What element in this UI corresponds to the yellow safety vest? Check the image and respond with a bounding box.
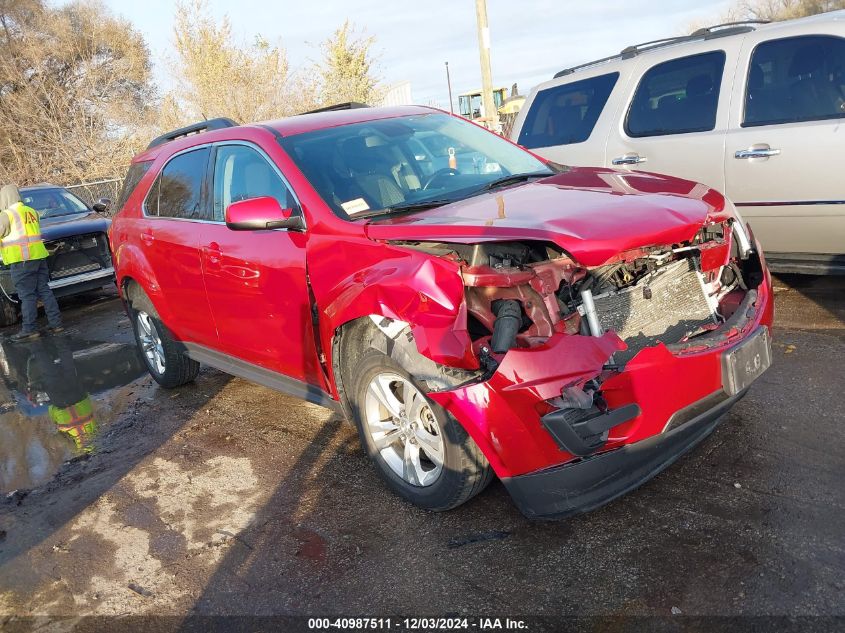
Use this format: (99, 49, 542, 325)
(1, 202, 49, 264)
(50, 396, 97, 451)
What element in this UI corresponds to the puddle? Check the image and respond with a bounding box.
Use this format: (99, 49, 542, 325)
(0, 334, 145, 494)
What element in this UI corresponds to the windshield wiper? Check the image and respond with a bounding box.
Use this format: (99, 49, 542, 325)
(352, 198, 457, 220)
(40, 211, 82, 219)
(350, 171, 553, 220)
(478, 170, 552, 192)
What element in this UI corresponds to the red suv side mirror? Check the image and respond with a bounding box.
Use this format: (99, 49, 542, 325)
(225, 196, 305, 231)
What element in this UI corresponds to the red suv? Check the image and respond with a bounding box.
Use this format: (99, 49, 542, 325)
(110, 105, 773, 518)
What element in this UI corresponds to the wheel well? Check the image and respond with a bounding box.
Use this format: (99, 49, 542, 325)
(121, 277, 140, 303)
(332, 317, 384, 419)
(332, 315, 482, 417)
(121, 277, 160, 319)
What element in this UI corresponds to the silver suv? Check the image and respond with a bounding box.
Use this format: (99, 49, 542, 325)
(512, 11, 845, 274)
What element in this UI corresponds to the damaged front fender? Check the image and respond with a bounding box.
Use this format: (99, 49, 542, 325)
(313, 236, 478, 370)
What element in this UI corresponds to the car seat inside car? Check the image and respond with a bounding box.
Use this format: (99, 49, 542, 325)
(789, 42, 844, 119)
(339, 136, 405, 210)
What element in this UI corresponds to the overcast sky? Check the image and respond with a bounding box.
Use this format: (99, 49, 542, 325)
(96, 0, 732, 108)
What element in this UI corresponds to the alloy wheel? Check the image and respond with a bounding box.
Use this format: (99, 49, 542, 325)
(363, 372, 445, 487)
(136, 310, 166, 375)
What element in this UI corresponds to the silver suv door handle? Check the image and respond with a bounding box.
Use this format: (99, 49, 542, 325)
(612, 153, 647, 166)
(735, 147, 780, 159)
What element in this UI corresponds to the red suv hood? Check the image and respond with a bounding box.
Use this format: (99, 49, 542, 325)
(365, 167, 725, 267)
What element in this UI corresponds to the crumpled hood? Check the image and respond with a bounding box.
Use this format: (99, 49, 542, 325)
(365, 167, 726, 267)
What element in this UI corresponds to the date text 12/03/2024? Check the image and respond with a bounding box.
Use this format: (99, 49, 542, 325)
(307, 618, 529, 630)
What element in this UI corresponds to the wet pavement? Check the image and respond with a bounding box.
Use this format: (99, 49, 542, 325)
(0, 277, 843, 624)
(0, 293, 145, 494)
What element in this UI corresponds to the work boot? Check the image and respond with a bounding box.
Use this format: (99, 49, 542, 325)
(10, 330, 40, 342)
(46, 325, 65, 335)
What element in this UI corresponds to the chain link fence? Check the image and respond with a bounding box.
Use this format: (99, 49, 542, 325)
(64, 178, 124, 216)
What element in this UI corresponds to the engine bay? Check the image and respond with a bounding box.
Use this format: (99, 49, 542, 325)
(396, 220, 763, 369)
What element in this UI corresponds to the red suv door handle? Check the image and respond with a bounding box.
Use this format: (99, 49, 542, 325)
(140, 230, 154, 246)
(203, 243, 222, 266)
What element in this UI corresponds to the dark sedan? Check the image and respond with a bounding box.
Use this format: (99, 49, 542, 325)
(0, 184, 115, 327)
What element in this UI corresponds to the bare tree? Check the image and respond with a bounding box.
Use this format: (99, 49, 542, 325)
(316, 20, 383, 106)
(0, 0, 155, 185)
(690, 0, 845, 30)
(164, 0, 317, 127)
(736, 0, 845, 20)
(165, 4, 383, 125)
(0, 0, 387, 187)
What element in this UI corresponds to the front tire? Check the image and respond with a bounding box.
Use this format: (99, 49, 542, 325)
(128, 292, 199, 388)
(349, 348, 493, 511)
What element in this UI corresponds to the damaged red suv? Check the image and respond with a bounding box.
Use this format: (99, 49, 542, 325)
(110, 106, 773, 518)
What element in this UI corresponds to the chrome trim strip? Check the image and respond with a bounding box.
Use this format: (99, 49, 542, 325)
(48, 266, 115, 289)
(137, 217, 221, 225)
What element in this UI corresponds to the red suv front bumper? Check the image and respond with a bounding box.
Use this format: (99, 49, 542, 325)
(430, 273, 774, 519)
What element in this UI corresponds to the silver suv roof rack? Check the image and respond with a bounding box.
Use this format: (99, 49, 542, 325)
(553, 19, 769, 78)
(146, 117, 239, 150)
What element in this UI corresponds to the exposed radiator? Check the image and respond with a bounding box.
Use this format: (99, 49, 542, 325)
(589, 258, 715, 362)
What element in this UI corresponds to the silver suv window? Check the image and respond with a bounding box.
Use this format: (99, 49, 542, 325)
(626, 51, 726, 137)
(744, 35, 845, 127)
(517, 73, 619, 149)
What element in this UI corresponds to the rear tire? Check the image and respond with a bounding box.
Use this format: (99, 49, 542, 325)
(128, 290, 199, 388)
(349, 348, 493, 511)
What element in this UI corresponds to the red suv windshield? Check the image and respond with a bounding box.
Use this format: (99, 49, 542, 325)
(278, 113, 551, 220)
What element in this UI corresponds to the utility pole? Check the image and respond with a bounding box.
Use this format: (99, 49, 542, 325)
(445, 61, 454, 114)
(474, 0, 499, 131)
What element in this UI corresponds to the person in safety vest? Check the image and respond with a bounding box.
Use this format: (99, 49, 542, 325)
(0, 184, 63, 341)
(27, 336, 98, 451)
(49, 395, 97, 452)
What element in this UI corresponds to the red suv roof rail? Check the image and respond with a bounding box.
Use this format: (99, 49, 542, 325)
(298, 102, 370, 115)
(146, 117, 239, 150)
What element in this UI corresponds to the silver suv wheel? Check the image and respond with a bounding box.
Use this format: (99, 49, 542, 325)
(363, 372, 445, 487)
(136, 310, 165, 375)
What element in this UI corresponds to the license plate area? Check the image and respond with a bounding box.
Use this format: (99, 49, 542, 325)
(721, 327, 772, 396)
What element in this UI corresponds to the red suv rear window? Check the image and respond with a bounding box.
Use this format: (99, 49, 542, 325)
(115, 160, 153, 212)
